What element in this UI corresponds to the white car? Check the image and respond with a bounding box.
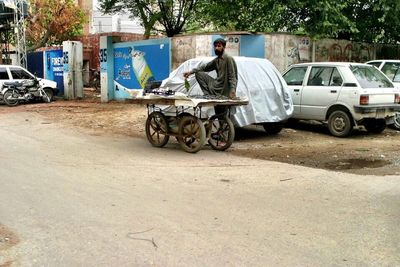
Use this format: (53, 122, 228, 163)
(282, 62, 400, 137)
(0, 65, 58, 100)
(366, 60, 400, 129)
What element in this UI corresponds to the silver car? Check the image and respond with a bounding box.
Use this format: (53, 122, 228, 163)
(282, 62, 400, 137)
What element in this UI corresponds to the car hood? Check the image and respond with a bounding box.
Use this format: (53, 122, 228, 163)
(38, 78, 57, 89)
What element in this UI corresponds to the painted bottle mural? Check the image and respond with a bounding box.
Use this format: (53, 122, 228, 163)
(131, 49, 155, 88)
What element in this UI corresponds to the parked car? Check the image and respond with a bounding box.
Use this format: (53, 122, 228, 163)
(160, 57, 294, 134)
(282, 62, 400, 137)
(366, 59, 400, 129)
(0, 65, 58, 101)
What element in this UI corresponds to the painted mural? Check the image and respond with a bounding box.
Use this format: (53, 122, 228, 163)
(113, 39, 171, 99)
(286, 36, 312, 67)
(315, 41, 373, 62)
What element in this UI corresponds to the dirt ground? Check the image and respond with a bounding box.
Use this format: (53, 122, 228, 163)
(2, 89, 400, 176)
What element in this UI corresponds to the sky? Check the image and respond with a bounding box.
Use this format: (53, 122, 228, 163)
(93, 0, 99, 10)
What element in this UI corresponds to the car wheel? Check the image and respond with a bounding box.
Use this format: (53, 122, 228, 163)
(262, 122, 283, 135)
(364, 119, 386, 134)
(328, 110, 353, 137)
(390, 112, 400, 130)
(43, 88, 54, 101)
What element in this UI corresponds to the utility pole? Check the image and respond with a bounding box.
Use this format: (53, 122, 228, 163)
(14, 0, 27, 68)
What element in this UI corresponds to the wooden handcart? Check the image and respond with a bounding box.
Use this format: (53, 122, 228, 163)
(128, 94, 248, 153)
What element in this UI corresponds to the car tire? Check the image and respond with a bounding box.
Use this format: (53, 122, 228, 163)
(364, 119, 386, 134)
(262, 122, 284, 135)
(328, 110, 353, 137)
(43, 88, 54, 101)
(390, 112, 400, 130)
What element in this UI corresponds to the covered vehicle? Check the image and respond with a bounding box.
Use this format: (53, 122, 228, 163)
(160, 57, 293, 134)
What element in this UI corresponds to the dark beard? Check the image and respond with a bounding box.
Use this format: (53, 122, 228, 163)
(214, 49, 223, 56)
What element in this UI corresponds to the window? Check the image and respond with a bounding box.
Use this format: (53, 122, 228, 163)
(307, 67, 342, 86)
(283, 67, 307, 85)
(367, 61, 382, 68)
(351, 65, 394, 88)
(0, 67, 9, 80)
(330, 68, 343, 86)
(381, 62, 400, 83)
(10, 67, 33, 79)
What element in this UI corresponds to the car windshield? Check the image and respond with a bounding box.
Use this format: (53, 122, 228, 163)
(350, 65, 393, 88)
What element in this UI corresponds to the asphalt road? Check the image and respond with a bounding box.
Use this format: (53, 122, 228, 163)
(0, 112, 399, 266)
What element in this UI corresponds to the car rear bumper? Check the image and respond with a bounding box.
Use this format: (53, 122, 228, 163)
(354, 104, 400, 120)
(354, 104, 400, 113)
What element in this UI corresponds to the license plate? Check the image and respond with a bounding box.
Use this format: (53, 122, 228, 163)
(376, 109, 385, 118)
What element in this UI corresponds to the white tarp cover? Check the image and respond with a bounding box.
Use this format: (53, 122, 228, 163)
(161, 56, 293, 127)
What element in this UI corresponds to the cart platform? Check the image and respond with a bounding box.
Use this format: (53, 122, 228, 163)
(126, 93, 249, 107)
(128, 93, 249, 153)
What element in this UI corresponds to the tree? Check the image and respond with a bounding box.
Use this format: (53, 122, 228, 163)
(98, 0, 197, 38)
(193, 0, 400, 44)
(190, 1, 282, 32)
(158, 0, 197, 36)
(26, 0, 87, 52)
(192, 1, 355, 39)
(341, 0, 400, 44)
(98, 0, 160, 39)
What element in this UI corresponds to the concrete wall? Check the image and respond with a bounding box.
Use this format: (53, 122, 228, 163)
(171, 33, 399, 73)
(314, 39, 374, 63)
(96, 32, 400, 101)
(172, 35, 212, 70)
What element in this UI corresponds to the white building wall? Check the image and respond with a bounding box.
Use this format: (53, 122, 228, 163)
(91, 0, 144, 34)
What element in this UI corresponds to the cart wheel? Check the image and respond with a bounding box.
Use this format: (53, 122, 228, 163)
(145, 111, 169, 147)
(177, 115, 206, 153)
(207, 116, 235, 151)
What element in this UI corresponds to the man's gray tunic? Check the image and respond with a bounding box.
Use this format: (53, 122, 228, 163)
(192, 53, 238, 97)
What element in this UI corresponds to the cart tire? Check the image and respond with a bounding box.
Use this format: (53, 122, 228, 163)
(177, 115, 206, 153)
(145, 111, 169, 147)
(207, 116, 235, 151)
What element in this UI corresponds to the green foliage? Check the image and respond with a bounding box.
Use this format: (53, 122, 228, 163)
(27, 0, 88, 51)
(192, 0, 400, 44)
(343, 0, 400, 43)
(99, 0, 400, 44)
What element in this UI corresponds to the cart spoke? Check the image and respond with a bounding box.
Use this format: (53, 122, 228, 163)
(145, 112, 169, 148)
(178, 115, 206, 153)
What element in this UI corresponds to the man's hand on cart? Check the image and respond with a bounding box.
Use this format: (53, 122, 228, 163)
(229, 91, 237, 99)
(183, 71, 192, 79)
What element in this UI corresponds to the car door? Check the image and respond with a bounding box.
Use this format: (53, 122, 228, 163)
(299, 66, 343, 120)
(282, 66, 308, 116)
